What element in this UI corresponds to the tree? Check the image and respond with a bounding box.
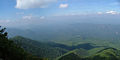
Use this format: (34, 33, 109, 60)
(0, 26, 48, 60)
(0, 26, 27, 60)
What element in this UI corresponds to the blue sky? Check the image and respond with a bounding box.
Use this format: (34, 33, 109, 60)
(0, 0, 120, 20)
(0, 0, 120, 28)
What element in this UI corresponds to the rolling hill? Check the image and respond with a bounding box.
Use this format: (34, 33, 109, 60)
(58, 48, 120, 60)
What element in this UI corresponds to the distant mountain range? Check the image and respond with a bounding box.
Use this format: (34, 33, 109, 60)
(7, 23, 120, 41)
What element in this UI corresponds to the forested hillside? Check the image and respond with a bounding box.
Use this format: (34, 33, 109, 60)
(0, 26, 47, 60)
(10, 36, 108, 60)
(10, 36, 120, 60)
(58, 48, 120, 60)
(10, 36, 68, 60)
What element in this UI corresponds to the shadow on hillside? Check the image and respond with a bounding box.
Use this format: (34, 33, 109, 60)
(48, 42, 98, 50)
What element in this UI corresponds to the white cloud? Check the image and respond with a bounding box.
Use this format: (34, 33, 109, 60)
(97, 12, 103, 14)
(106, 11, 119, 15)
(15, 0, 57, 9)
(97, 11, 120, 15)
(59, 4, 68, 8)
(22, 15, 33, 20)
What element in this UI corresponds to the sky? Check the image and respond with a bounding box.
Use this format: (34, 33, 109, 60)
(0, 0, 120, 27)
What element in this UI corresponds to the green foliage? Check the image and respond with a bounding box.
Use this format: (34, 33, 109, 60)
(10, 36, 68, 60)
(58, 48, 120, 60)
(0, 27, 47, 60)
(57, 48, 87, 60)
(58, 53, 82, 60)
(0, 27, 26, 60)
(11, 36, 111, 60)
(87, 47, 105, 56)
(85, 48, 120, 60)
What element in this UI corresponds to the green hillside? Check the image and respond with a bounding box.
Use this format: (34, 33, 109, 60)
(11, 36, 119, 60)
(0, 27, 47, 60)
(58, 48, 120, 60)
(85, 48, 120, 60)
(58, 53, 82, 60)
(10, 36, 68, 60)
(10, 36, 104, 60)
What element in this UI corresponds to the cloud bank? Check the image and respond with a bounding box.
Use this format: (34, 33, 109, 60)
(1, 13, 120, 28)
(59, 4, 68, 8)
(106, 11, 119, 14)
(15, 0, 57, 9)
(97, 11, 120, 15)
